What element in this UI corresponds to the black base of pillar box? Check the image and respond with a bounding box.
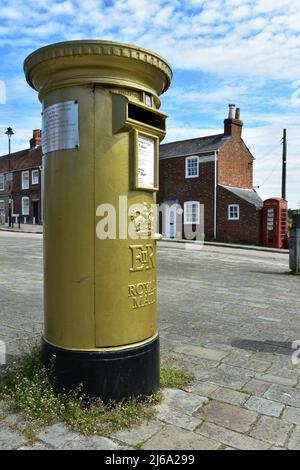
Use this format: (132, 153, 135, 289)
(42, 336, 160, 403)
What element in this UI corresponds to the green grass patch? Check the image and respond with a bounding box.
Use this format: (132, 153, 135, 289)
(284, 270, 300, 276)
(0, 345, 195, 436)
(0, 344, 160, 436)
(160, 367, 194, 389)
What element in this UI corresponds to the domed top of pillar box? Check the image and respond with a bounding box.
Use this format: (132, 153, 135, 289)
(23, 40, 172, 101)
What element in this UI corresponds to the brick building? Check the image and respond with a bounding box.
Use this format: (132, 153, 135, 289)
(158, 104, 263, 244)
(0, 130, 42, 225)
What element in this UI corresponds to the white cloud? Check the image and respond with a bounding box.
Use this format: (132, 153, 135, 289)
(0, 0, 299, 206)
(0, 0, 299, 83)
(253, 0, 293, 14)
(153, 5, 176, 26)
(231, 5, 251, 20)
(199, 8, 220, 24)
(165, 126, 223, 143)
(1, 7, 22, 20)
(166, 84, 249, 109)
(50, 1, 75, 15)
(0, 81, 6, 104)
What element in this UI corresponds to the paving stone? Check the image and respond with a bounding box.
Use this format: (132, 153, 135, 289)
(1, 413, 31, 432)
(187, 381, 219, 396)
(282, 406, 300, 425)
(162, 388, 208, 415)
(207, 364, 254, 390)
(196, 400, 258, 433)
(63, 435, 125, 450)
(205, 342, 235, 353)
(37, 423, 80, 449)
(3, 230, 300, 450)
(188, 359, 220, 371)
(155, 405, 202, 431)
(287, 426, 300, 450)
(264, 367, 300, 382)
(111, 420, 163, 446)
(210, 388, 249, 406)
(173, 345, 227, 361)
(243, 379, 270, 396)
(244, 396, 284, 417)
(0, 427, 27, 450)
(1, 414, 21, 425)
(265, 384, 300, 408)
(191, 366, 219, 381)
(230, 338, 277, 354)
(253, 352, 278, 363)
(245, 359, 272, 373)
(143, 424, 221, 450)
(168, 358, 219, 379)
(196, 422, 270, 450)
(223, 354, 271, 372)
(267, 355, 300, 376)
(18, 443, 53, 450)
(256, 374, 297, 387)
(220, 350, 253, 360)
(250, 416, 292, 447)
(271, 446, 286, 450)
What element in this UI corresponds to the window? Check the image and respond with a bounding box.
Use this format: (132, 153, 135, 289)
(228, 204, 240, 220)
(22, 171, 29, 190)
(0, 174, 4, 191)
(0, 200, 4, 215)
(22, 197, 29, 216)
(185, 156, 199, 178)
(31, 169, 39, 185)
(184, 201, 200, 224)
(144, 93, 152, 107)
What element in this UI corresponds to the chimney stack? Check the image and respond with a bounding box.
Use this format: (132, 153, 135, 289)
(228, 103, 235, 119)
(30, 129, 42, 148)
(224, 104, 243, 138)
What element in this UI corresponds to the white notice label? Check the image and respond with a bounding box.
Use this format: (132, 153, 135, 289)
(137, 134, 155, 189)
(42, 101, 79, 154)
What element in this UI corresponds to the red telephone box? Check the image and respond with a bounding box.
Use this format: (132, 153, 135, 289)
(262, 198, 288, 249)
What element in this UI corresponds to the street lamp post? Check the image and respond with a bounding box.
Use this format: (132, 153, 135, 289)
(5, 127, 14, 228)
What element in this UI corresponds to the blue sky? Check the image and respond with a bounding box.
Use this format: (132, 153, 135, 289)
(0, 0, 299, 207)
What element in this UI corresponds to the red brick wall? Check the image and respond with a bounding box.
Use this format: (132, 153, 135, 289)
(0, 147, 42, 223)
(217, 186, 262, 244)
(218, 138, 253, 189)
(158, 115, 261, 244)
(158, 155, 216, 238)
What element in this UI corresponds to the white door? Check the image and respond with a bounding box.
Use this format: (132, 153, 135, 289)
(165, 206, 177, 238)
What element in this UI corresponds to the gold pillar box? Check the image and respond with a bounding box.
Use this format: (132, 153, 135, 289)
(24, 40, 172, 401)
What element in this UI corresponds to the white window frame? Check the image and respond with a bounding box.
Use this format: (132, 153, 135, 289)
(185, 155, 199, 179)
(31, 169, 39, 185)
(144, 93, 153, 107)
(0, 200, 5, 215)
(184, 201, 200, 224)
(0, 174, 4, 191)
(228, 204, 240, 220)
(22, 196, 30, 216)
(22, 171, 29, 190)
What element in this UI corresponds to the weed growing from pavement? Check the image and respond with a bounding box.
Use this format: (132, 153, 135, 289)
(0, 344, 159, 435)
(0, 343, 194, 435)
(160, 366, 194, 389)
(284, 271, 300, 276)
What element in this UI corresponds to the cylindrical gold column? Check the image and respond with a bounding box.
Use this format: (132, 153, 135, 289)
(24, 40, 172, 401)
